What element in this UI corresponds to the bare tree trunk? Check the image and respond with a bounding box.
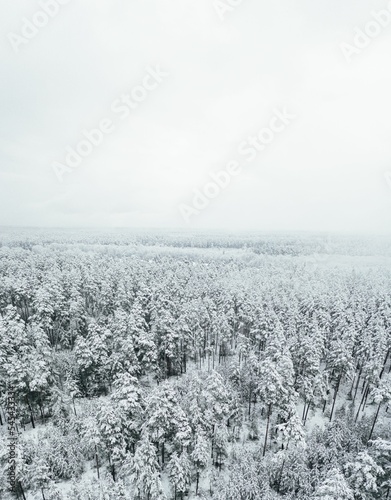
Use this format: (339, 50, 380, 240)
(353, 367, 362, 403)
(362, 386, 370, 411)
(18, 481, 26, 500)
(94, 445, 100, 479)
(304, 401, 311, 424)
(109, 455, 116, 482)
(263, 404, 271, 457)
(39, 401, 45, 423)
(379, 349, 390, 379)
(368, 401, 381, 442)
(355, 385, 369, 422)
(26, 396, 35, 429)
(348, 374, 356, 399)
(329, 373, 342, 422)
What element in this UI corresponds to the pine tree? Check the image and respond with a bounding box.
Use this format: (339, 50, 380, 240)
(96, 401, 128, 480)
(143, 384, 177, 464)
(344, 451, 383, 500)
(368, 374, 391, 442)
(257, 356, 289, 456)
(168, 451, 191, 499)
(27, 456, 52, 500)
(124, 434, 162, 499)
(192, 429, 209, 494)
(370, 439, 391, 499)
(213, 424, 229, 470)
(313, 468, 353, 499)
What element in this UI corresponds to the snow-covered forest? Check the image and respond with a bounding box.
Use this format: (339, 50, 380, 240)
(1, 229, 391, 500)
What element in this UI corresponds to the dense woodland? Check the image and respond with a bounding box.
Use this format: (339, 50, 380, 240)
(0, 229, 391, 499)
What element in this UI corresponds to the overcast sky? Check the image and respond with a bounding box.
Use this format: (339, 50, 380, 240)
(0, 0, 391, 232)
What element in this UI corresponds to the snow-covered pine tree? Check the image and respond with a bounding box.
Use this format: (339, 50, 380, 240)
(313, 468, 354, 499)
(168, 451, 191, 499)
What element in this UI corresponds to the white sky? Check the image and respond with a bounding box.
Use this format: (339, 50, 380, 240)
(0, 0, 391, 232)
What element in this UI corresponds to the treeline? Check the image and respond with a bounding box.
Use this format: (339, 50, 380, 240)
(1, 228, 390, 256)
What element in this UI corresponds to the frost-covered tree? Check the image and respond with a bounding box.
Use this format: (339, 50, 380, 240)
(27, 456, 52, 500)
(124, 434, 163, 500)
(313, 468, 354, 499)
(344, 451, 383, 500)
(168, 451, 191, 499)
(96, 401, 128, 480)
(368, 374, 391, 442)
(192, 429, 210, 494)
(370, 438, 391, 499)
(143, 383, 178, 464)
